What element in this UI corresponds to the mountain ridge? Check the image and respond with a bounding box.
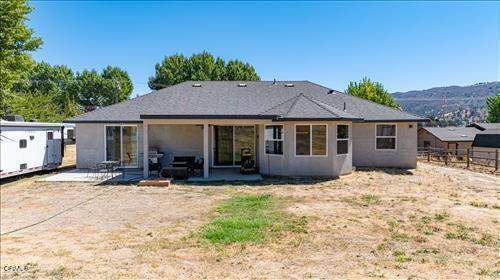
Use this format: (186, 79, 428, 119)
(392, 81, 499, 125)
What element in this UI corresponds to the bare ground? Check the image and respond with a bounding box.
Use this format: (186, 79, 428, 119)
(1, 162, 499, 279)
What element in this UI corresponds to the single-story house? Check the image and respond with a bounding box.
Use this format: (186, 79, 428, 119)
(466, 122, 500, 131)
(471, 129, 500, 165)
(417, 126, 481, 156)
(65, 81, 425, 179)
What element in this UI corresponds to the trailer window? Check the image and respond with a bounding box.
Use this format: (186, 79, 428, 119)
(20, 163, 27, 169)
(19, 139, 27, 148)
(47, 132, 53, 140)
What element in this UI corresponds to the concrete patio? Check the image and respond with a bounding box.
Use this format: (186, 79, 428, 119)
(41, 168, 262, 183)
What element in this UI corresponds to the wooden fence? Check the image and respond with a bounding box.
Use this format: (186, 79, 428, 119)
(417, 147, 499, 172)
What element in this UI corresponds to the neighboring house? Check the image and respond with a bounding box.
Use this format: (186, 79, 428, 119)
(471, 129, 500, 165)
(417, 126, 480, 156)
(65, 81, 425, 179)
(466, 122, 500, 131)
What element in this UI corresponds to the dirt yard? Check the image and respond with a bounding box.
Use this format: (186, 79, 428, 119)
(1, 163, 499, 279)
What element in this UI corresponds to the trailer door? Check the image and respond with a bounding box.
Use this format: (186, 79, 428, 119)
(46, 130, 57, 165)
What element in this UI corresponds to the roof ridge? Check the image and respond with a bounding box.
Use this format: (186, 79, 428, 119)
(300, 94, 342, 118)
(284, 93, 305, 117)
(259, 92, 303, 115)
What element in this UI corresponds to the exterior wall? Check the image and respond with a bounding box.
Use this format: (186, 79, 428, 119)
(149, 124, 203, 166)
(352, 122, 417, 169)
(76, 123, 143, 168)
(258, 121, 353, 177)
(417, 129, 445, 149)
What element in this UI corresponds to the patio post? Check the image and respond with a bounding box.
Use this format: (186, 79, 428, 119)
(203, 123, 209, 178)
(143, 121, 149, 178)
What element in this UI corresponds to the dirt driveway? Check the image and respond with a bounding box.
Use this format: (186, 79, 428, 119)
(1, 163, 499, 279)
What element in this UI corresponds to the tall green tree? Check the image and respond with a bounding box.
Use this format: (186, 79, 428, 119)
(101, 66, 134, 103)
(346, 77, 401, 110)
(72, 67, 132, 109)
(0, 0, 43, 115)
(148, 52, 260, 90)
(485, 93, 500, 123)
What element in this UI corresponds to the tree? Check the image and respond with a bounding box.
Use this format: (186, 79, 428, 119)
(72, 66, 132, 109)
(0, 0, 43, 115)
(346, 77, 401, 110)
(148, 52, 260, 90)
(485, 93, 500, 123)
(102, 66, 134, 103)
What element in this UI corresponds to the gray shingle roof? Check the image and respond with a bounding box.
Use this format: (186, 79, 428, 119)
(467, 122, 500, 131)
(66, 81, 424, 123)
(420, 127, 481, 142)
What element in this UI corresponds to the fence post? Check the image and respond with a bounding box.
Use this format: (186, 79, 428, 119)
(444, 149, 448, 165)
(466, 148, 470, 168)
(495, 149, 498, 172)
(427, 149, 430, 162)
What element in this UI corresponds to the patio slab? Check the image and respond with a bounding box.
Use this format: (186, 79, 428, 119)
(40, 169, 144, 183)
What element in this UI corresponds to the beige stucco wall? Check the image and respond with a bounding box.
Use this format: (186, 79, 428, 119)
(76, 123, 143, 168)
(149, 124, 203, 166)
(352, 122, 417, 169)
(76, 120, 418, 176)
(417, 129, 445, 149)
(258, 121, 353, 177)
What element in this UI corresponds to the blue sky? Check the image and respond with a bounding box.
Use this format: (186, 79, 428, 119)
(30, 1, 499, 97)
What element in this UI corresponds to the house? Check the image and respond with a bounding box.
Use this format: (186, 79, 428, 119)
(466, 122, 500, 131)
(471, 129, 500, 166)
(417, 126, 480, 156)
(0, 119, 74, 179)
(65, 81, 425, 179)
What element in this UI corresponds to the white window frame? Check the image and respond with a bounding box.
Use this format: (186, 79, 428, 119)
(264, 124, 284, 156)
(294, 124, 328, 157)
(375, 123, 397, 151)
(103, 124, 139, 168)
(336, 123, 350, 156)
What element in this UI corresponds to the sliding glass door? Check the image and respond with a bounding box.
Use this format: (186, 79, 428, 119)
(105, 125, 138, 167)
(213, 125, 255, 166)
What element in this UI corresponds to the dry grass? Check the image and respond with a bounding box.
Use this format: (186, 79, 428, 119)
(1, 162, 499, 279)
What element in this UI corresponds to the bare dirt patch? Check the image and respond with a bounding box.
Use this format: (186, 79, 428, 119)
(1, 162, 499, 279)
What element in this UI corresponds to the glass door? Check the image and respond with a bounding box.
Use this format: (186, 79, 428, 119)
(105, 125, 138, 167)
(213, 125, 255, 166)
(234, 126, 255, 165)
(122, 126, 138, 167)
(214, 126, 234, 166)
(105, 126, 121, 162)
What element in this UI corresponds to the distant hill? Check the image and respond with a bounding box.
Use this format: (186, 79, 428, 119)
(392, 82, 500, 126)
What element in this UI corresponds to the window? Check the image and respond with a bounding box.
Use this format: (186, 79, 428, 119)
(47, 131, 53, 140)
(265, 125, 283, 155)
(337, 125, 349, 155)
(376, 124, 396, 150)
(295, 124, 327, 156)
(19, 139, 27, 148)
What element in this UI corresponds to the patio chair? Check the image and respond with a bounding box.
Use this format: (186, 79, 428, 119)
(189, 158, 204, 176)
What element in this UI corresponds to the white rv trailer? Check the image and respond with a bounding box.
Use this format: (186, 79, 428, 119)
(0, 120, 75, 179)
